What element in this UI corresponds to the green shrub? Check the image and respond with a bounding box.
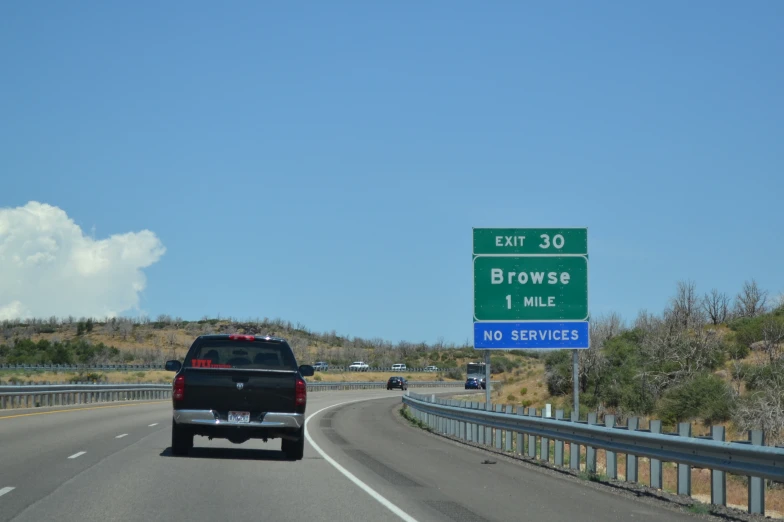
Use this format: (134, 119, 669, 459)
(507, 394, 517, 401)
(522, 399, 533, 407)
(520, 387, 528, 395)
(743, 364, 778, 391)
(727, 342, 750, 360)
(656, 373, 735, 426)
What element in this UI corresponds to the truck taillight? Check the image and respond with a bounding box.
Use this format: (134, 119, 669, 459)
(173, 374, 185, 401)
(295, 378, 307, 406)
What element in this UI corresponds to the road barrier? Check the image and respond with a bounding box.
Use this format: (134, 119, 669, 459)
(306, 381, 479, 392)
(0, 380, 482, 410)
(0, 384, 172, 409)
(0, 363, 444, 373)
(402, 392, 784, 516)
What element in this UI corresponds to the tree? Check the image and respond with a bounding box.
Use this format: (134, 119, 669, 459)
(701, 289, 730, 325)
(734, 388, 784, 446)
(759, 315, 784, 366)
(668, 280, 702, 329)
(734, 279, 768, 318)
(579, 312, 623, 393)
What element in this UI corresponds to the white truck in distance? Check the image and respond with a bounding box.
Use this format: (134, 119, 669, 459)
(348, 361, 369, 371)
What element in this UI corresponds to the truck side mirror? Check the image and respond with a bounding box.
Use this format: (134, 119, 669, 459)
(165, 360, 182, 372)
(299, 365, 315, 377)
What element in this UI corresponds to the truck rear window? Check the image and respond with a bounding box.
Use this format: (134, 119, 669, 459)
(186, 340, 297, 370)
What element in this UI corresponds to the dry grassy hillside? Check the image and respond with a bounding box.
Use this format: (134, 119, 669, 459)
(0, 317, 549, 400)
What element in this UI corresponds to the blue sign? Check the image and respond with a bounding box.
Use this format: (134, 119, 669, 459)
(474, 321, 589, 349)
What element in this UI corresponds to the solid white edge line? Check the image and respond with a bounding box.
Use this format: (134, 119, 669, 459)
(0, 487, 15, 497)
(68, 451, 86, 459)
(115, 434, 128, 439)
(148, 423, 158, 427)
(304, 398, 419, 522)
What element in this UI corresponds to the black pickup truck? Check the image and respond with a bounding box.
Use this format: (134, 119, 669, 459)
(165, 334, 314, 460)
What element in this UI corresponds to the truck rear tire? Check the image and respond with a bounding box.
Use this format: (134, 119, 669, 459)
(282, 429, 305, 461)
(171, 422, 193, 456)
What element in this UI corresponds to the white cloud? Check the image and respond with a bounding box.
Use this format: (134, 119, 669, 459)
(0, 202, 166, 320)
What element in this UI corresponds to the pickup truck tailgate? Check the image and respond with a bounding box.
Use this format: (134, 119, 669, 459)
(180, 368, 297, 413)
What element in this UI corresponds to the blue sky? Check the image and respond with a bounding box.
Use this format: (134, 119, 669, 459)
(1, 1, 782, 345)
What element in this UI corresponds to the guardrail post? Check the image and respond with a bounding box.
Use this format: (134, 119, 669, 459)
(554, 409, 564, 466)
(710, 426, 726, 507)
(477, 403, 485, 445)
(748, 430, 765, 515)
(587, 412, 598, 474)
(505, 405, 513, 452)
(449, 400, 456, 435)
(649, 420, 663, 489)
(528, 408, 538, 459)
(494, 405, 503, 449)
(570, 411, 580, 470)
(516, 406, 524, 455)
(540, 408, 550, 463)
(626, 417, 639, 482)
(441, 400, 447, 433)
(484, 402, 492, 445)
(430, 395, 437, 431)
(460, 401, 467, 440)
(448, 400, 455, 436)
(677, 422, 691, 496)
(471, 402, 479, 442)
(605, 415, 617, 479)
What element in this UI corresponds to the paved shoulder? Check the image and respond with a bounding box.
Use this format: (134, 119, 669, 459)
(310, 396, 700, 522)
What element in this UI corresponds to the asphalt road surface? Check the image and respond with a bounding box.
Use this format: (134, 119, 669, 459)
(0, 390, 701, 522)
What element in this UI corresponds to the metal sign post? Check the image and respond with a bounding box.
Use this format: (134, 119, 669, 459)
(485, 349, 491, 406)
(573, 349, 579, 415)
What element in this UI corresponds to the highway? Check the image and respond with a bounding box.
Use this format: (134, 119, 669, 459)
(0, 390, 701, 522)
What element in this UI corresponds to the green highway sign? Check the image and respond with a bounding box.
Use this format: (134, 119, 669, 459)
(473, 228, 587, 255)
(473, 255, 588, 321)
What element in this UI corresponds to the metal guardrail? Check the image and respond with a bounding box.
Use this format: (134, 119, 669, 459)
(403, 392, 784, 516)
(306, 381, 473, 392)
(0, 380, 479, 410)
(0, 363, 445, 373)
(0, 363, 165, 371)
(0, 383, 172, 409)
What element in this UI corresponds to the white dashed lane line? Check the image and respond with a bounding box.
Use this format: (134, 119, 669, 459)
(148, 423, 158, 427)
(68, 452, 86, 459)
(115, 434, 128, 439)
(0, 487, 15, 498)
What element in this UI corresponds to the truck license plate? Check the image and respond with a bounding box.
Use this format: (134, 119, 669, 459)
(228, 411, 250, 423)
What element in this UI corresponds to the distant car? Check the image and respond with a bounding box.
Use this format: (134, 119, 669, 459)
(349, 361, 369, 372)
(480, 377, 487, 390)
(391, 363, 407, 372)
(313, 361, 329, 371)
(424, 365, 439, 372)
(387, 376, 408, 391)
(465, 377, 482, 390)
